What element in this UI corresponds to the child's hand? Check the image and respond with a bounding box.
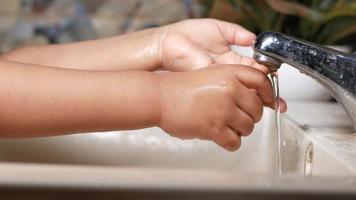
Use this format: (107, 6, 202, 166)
(158, 65, 286, 151)
(3, 18, 268, 74)
(158, 19, 267, 72)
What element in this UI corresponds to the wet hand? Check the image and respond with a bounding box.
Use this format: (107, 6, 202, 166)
(157, 19, 268, 72)
(157, 65, 285, 151)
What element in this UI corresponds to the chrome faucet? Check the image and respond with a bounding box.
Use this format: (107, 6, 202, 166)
(253, 32, 356, 130)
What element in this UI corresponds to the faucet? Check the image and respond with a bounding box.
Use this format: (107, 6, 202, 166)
(253, 32, 356, 130)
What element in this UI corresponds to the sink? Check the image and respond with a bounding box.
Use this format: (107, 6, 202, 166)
(279, 115, 356, 176)
(0, 109, 278, 173)
(0, 108, 354, 175)
(0, 106, 355, 199)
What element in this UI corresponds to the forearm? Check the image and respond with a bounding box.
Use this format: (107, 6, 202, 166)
(0, 60, 160, 137)
(0, 28, 163, 71)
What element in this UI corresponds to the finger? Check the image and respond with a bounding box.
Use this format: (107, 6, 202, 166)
(215, 51, 270, 74)
(250, 88, 288, 113)
(234, 84, 264, 122)
(215, 51, 243, 64)
(263, 97, 288, 113)
(239, 56, 271, 74)
(230, 65, 274, 103)
(237, 94, 263, 123)
(213, 19, 256, 46)
(240, 57, 269, 73)
(279, 98, 287, 112)
(211, 127, 241, 152)
(228, 108, 255, 137)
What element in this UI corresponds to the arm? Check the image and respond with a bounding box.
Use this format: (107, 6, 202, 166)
(0, 60, 160, 137)
(1, 19, 265, 72)
(0, 28, 162, 71)
(0, 60, 285, 151)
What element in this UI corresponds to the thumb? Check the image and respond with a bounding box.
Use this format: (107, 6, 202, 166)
(213, 19, 256, 46)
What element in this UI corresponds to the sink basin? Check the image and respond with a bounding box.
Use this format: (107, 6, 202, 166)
(0, 109, 278, 173)
(0, 108, 354, 176)
(0, 106, 355, 199)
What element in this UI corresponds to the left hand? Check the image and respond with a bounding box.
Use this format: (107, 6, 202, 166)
(157, 19, 267, 72)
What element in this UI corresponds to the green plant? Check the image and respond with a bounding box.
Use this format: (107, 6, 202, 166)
(199, 0, 356, 45)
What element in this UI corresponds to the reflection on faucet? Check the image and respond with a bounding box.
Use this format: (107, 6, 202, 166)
(253, 32, 356, 130)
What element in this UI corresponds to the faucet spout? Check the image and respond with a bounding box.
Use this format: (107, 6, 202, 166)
(253, 32, 356, 130)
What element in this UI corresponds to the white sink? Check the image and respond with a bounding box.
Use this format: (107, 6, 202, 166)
(0, 109, 277, 173)
(0, 105, 355, 199)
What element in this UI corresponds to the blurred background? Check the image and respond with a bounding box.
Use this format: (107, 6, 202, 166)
(0, 0, 204, 53)
(0, 0, 355, 100)
(202, 0, 356, 48)
(0, 0, 355, 53)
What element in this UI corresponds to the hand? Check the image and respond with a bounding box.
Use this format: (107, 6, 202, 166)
(157, 19, 267, 72)
(157, 65, 285, 151)
(3, 18, 267, 74)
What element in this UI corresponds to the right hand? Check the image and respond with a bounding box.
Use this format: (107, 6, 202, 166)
(157, 65, 286, 151)
(157, 19, 268, 73)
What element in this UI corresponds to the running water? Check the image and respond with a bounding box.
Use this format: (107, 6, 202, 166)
(269, 72, 282, 175)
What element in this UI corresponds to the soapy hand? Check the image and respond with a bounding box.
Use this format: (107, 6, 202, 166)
(158, 19, 267, 72)
(158, 65, 286, 151)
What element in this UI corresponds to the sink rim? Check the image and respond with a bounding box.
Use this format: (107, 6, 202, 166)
(0, 162, 355, 195)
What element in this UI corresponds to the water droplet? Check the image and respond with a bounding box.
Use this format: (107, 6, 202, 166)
(309, 49, 317, 56)
(282, 140, 287, 146)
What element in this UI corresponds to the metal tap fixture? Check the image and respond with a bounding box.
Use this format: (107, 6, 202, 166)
(253, 32, 356, 130)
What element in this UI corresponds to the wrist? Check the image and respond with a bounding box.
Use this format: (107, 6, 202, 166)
(146, 72, 162, 127)
(114, 27, 167, 71)
(140, 26, 168, 71)
(155, 72, 175, 131)
(154, 26, 169, 71)
(126, 71, 162, 128)
(104, 71, 162, 130)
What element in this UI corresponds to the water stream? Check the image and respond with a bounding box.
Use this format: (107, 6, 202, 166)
(270, 72, 282, 175)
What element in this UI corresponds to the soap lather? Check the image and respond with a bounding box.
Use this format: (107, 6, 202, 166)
(253, 32, 356, 130)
